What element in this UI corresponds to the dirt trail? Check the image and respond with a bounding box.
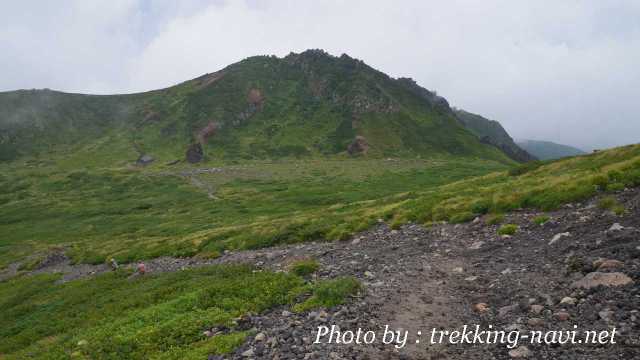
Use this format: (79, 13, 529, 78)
(3, 188, 640, 359)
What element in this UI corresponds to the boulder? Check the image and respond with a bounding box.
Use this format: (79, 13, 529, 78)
(473, 303, 489, 313)
(347, 136, 369, 155)
(136, 154, 154, 166)
(571, 272, 633, 289)
(509, 346, 532, 358)
(548, 232, 570, 245)
(186, 143, 204, 163)
(530, 305, 544, 314)
(596, 259, 624, 271)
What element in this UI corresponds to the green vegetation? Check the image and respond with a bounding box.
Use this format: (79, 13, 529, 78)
(384, 144, 640, 227)
(598, 195, 626, 215)
(533, 215, 551, 225)
(508, 160, 545, 176)
(498, 224, 519, 236)
(453, 109, 536, 163)
(3, 144, 640, 268)
(0, 50, 513, 166)
(3, 49, 639, 360)
(0, 265, 359, 359)
(517, 139, 586, 160)
(485, 214, 505, 225)
(0, 157, 507, 266)
(289, 258, 320, 277)
(293, 277, 361, 312)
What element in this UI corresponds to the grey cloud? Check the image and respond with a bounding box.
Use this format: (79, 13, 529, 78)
(1, 0, 639, 150)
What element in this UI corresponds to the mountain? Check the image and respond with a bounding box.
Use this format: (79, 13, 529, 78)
(0, 50, 514, 165)
(516, 139, 586, 160)
(453, 109, 536, 163)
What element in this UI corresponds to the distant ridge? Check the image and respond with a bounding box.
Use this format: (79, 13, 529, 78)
(453, 109, 536, 163)
(516, 139, 586, 160)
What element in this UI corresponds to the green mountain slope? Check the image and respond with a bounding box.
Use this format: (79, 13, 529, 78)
(453, 109, 536, 162)
(0, 50, 513, 166)
(517, 139, 586, 160)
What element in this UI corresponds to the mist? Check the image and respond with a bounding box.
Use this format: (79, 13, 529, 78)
(1, 0, 639, 150)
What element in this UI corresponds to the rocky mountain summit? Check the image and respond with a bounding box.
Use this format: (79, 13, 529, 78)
(0, 50, 516, 165)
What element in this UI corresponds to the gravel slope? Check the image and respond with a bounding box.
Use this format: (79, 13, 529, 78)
(4, 188, 640, 359)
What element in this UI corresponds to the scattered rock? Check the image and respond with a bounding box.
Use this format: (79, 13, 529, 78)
(498, 304, 519, 318)
(571, 272, 634, 289)
(608, 223, 625, 232)
(530, 305, 544, 314)
(554, 312, 570, 321)
(186, 143, 204, 163)
(473, 303, 489, 313)
(596, 259, 624, 271)
(469, 241, 485, 250)
(241, 348, 254, 357)
(136, 154, 154, 166)
(527, 318, 544, 327)
(508, 346, 532, 358)
(254, 332, 266, 342)
(559, 297, 577, 306)
(548, 232, 571, 245)
(599, 310, 615, 322)
(347, 136, 369, 155)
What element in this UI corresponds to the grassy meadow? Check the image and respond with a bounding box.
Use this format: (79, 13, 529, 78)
(2, 145, 640, 268)
(2, 144, 640, 358)
(0, 156, 507, 267)
(0, 264, 358, 359)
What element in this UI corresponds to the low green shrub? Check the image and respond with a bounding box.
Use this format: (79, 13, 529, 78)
(293, 277, 361, 312)
(607, 182, 625, 192)
(598, 196, 625, 215)
(289, 258, 320, 277)
(449, 211, 476, 224)
(508, 161, 543, 176)
(486, 213, 505, 225)
(533, 215, 550, 225)
(498, 224, 518, 236)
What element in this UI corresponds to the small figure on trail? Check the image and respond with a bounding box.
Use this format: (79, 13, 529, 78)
(109, 258, 119, 270)
(137, 262, 146, 275)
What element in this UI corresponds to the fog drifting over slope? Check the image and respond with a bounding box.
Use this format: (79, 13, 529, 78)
(1, 0, 639, 150)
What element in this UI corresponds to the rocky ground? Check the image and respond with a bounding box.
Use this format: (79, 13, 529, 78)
(3, 188, 640, 359)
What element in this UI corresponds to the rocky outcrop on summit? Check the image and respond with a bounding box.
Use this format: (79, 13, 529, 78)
(396, 77, 451, 112)
(0, 49, 515, 164)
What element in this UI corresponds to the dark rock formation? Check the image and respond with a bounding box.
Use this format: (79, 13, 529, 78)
(347, 136, 369, 155)
(186, 143, 204, 163)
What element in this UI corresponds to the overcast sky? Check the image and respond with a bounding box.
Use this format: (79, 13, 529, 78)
(2, 0, 639, 150)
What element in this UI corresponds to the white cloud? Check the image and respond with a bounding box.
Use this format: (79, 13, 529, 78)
(2, 0, 639, 149)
